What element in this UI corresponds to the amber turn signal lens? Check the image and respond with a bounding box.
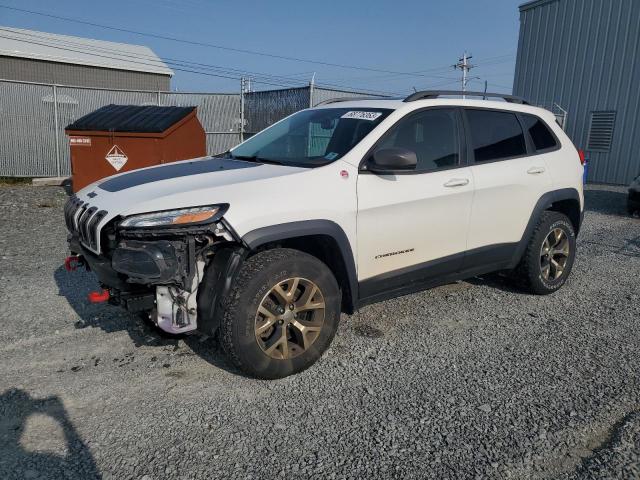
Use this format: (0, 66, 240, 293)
(171, 210, 216, 224)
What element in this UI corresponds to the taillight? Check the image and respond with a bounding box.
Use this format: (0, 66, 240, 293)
(578, 149, 586, 165)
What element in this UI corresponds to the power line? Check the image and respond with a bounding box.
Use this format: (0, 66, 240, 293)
(0, 5, 516, 95)
(0, 4, 462, 79)
(0, 32, 268, 85)
(0, 29, 406, 95)
(468, 78, 513, 91)
(0, 28, 320, 88)
(317, 53, 516, 86)
(314, 54, 515, 93)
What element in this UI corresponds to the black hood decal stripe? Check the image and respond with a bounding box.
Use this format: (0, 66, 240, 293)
(99, 158, 258, 192)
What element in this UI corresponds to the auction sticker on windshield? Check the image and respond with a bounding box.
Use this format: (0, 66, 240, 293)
(341, 111, 383, 121)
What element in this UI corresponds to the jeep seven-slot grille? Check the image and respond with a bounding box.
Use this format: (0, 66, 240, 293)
(63, 195, 108, 252)
(64, 195, 84, 232)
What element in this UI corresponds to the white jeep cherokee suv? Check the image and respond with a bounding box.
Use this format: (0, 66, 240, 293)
(64, 91, 584, 379)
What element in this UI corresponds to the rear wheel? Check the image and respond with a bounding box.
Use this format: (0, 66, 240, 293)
(219, 248, 340, 379)
(513, 211, 576, 295)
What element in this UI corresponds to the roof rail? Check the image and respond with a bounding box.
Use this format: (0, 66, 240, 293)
(403, 90, 529, 105)
(315, 96, 388, 106)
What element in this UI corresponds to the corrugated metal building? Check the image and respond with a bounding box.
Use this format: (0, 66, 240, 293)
(0, 27, 173, 90)
(513, 0, 640, 185)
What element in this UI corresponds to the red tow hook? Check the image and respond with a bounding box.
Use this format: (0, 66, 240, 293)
(64, 255, 84, 272)
(88, 289, 110, 303)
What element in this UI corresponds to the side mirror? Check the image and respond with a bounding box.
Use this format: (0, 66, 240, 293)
(368, 147, 417, 173)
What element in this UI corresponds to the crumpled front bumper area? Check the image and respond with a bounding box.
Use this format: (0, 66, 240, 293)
(68, 234, 193, 314)
(70, 233, 193, 285)
(66, 213, 246, 336)
(111, 239, 190, 285)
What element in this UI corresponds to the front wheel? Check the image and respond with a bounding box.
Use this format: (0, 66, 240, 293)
(219, 248, 341, 379)
(513, 211, 577, 295)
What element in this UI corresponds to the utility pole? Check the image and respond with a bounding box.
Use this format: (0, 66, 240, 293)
(309, 72, 316, 107)
(453, 51, 475, 98)
(240, 77, 245, 143)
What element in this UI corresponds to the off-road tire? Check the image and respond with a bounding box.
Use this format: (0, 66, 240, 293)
(219, 248, 341, 379)
(513, 211, 576, 295)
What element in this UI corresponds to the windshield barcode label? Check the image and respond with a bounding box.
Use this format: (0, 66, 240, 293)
(341, 111, 382, 121)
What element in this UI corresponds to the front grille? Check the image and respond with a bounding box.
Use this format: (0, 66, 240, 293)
(78, 206, 97, 247)
(87, 210, 107, 250)
(64, 195, 85, 232)
(64, 195, 108, 252)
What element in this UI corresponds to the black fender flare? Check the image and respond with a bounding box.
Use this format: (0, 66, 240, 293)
(196, 245, 248, 336)
(243, 220, 358, 313)
(197, 220, 358, 335)
(510, 187, 582, 267)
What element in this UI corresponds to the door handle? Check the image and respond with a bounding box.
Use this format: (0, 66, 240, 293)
(444, 178, 469, 187)
(527, 166, 546, 175)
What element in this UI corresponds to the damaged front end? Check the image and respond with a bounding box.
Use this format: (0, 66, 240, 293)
(65, 198, 246, 336)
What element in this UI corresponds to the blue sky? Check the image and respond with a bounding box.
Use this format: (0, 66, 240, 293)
(0, 0, 524, 94)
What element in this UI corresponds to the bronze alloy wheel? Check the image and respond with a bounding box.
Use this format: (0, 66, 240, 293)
(540, 227, 570, 281)
(254, 277, 326, 360)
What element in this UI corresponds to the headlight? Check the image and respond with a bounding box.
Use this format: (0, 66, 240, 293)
(119, 205, 227, 229)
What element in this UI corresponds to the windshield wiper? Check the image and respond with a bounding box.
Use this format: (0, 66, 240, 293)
(231, 155, 284, 166)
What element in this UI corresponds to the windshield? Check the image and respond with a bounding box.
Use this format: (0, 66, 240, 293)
(229, 107, 393, 167)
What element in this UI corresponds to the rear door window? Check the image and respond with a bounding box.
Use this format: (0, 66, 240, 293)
(465, 109, 527, 162)
(521, 114, 558, 152)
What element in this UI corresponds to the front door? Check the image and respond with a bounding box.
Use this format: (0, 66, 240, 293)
(356, 107, 474, 300)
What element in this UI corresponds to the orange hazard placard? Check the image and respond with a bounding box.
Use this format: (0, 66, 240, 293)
(105, 145, 128, 171)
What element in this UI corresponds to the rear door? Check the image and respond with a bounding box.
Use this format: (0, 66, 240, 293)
(462, 108, 553, 268)
(356, 107, 474, 298)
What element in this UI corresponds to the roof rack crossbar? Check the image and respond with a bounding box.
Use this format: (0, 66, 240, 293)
(403, 90, 529, 105)
(315, 96, 387, 106)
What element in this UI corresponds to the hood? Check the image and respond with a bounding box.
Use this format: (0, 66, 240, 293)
(72, 157, 307, 253)
(77, 156, 305, 216)
(69, 156, 357, 256)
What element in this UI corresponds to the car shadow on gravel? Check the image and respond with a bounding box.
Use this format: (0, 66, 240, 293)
(0, 389, 101, 479)
(53, 266, 244, 377)
(465, 273, 530, 295)
(584, 188, 630, 217)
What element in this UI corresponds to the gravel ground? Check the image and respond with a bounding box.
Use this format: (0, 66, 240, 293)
(0, 184, 638, 480)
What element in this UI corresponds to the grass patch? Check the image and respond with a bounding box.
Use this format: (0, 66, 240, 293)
(0, 177, 32, 185)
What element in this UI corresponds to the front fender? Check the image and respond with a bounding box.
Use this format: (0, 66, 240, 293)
(243, 220, 358, 313)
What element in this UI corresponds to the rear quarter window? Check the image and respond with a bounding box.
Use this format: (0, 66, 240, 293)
(521, 114, 558, 152)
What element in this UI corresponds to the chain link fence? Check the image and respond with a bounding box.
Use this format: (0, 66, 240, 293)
(243, 86, 381, 137)
(0, 79, 382, 177)
(244, 87, 310, 137)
